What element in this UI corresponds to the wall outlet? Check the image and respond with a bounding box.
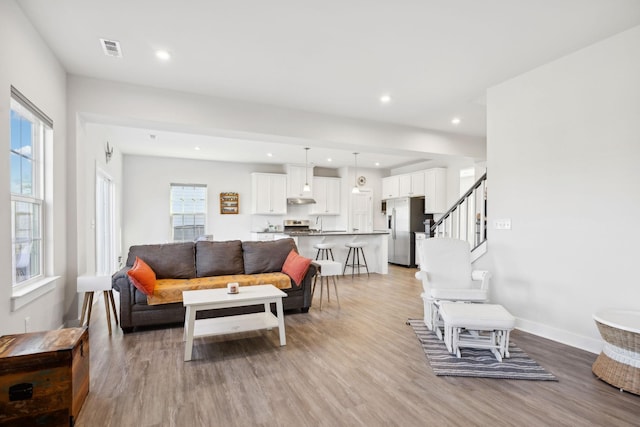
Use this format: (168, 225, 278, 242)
(24, 316, 30, 333)
(494, 218, 512, 230)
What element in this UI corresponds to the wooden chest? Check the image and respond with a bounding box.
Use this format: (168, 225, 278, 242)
(0, 327, 89, 427)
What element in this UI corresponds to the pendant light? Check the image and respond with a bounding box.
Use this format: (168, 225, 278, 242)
(303, 147, 311, 192)
(352, 152, 360, 194)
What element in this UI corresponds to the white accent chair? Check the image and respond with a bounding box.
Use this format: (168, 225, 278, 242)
(415, 238, 490, 338)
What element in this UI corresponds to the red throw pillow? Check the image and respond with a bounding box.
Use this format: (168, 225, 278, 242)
(281, 250, 312, 286)
(127, 256, 157, 295)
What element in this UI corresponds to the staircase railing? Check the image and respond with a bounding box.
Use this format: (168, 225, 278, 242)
(431, 172, 487, 251)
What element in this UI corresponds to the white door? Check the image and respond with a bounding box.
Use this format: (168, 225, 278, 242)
(96, 169, 116, 275)
(350, 189, 373, 232)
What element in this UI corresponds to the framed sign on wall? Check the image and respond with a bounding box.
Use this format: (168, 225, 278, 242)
(220, 192, 239, 214)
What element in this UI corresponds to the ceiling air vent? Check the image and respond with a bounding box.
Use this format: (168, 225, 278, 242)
(100, 38, 122, 58)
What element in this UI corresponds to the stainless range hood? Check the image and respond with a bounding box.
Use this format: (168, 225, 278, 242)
(287, 197, 316, 205)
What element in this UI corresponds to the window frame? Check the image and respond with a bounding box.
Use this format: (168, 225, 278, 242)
(169, 183, 207, 242)
(9, 87, 51, 291)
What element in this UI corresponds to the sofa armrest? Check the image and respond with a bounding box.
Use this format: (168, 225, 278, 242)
(296, 263, 317, 310)
(112, 266, 135, 329)
(112, 265, 131, 292)
(304, 263, 317, 282)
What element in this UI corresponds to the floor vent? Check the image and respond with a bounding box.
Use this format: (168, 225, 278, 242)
(100, 38, 122, 58)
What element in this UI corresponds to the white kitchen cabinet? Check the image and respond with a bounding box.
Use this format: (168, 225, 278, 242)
(287, 165, 314, 198)
(251, 173, 287, 214)
(250, 232, 290, 241)
(310, 177, 341, 215)
(382, 176, 400, 199)
(399, 171, 425, 197)
(424, 168, 447, 213)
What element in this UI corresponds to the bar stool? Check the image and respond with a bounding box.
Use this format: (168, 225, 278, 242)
(313, 238, 335, 260)
(312, 260, 342, 310)
(77, 275, 119, 335)
(343, 241, 370, 278)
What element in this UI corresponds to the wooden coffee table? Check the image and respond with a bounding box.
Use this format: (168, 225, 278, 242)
(182, 284, 287, 361)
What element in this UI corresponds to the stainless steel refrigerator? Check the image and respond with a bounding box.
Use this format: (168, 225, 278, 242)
(386, 197, 428, 267)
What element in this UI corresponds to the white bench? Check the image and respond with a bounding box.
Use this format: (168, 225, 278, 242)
(439, 302, 515, 362)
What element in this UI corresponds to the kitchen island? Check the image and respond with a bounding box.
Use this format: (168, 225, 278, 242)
(290, 231, 390, 274)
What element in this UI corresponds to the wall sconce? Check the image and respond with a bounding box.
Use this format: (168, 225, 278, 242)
(105, 141, 113, 164)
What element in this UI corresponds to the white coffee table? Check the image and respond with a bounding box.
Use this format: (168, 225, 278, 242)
(182, 284, 287, 361)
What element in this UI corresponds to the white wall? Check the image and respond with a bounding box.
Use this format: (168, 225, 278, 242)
(0, 1, 68, 334)
(121, 155, 390, 252)
(123, 155, 273, 250)
(80, 123, 124, 274)
(480, 25, 640, 353)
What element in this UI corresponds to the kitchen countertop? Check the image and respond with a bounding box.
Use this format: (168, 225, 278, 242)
(252, 230, 390, 236)
(293, 230, 390, 274)
(287, 230, 389, 236)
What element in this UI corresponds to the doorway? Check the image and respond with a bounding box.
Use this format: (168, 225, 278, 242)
(96, 169, 116, 275)
(350, 189, 373, 233)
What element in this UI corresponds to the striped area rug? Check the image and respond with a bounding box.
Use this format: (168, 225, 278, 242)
(408, 319, 557, 381)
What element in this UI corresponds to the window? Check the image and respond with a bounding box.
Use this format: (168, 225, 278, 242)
(170, 184, 206, 241)
(10, 87, 52, 287)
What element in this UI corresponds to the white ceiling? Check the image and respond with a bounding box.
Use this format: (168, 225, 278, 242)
(17, 0, 640, 168)
(87, 122, 415, 170)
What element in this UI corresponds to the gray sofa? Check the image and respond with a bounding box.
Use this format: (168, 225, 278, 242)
(112, 238, 316, 333)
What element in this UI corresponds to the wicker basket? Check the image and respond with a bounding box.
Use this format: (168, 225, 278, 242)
(596, 321, 640, 353)
(592, 320, 640, 395)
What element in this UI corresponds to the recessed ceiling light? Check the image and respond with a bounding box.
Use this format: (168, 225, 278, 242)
(267, 153, 273, 157)
(380, 94, 392, 104)
(375, 162, 380, 167)
(451, 117, 461, 125)
(155, 50, 171, 61)
(327, 158, 332, 162)
(194, 146, 200, 151)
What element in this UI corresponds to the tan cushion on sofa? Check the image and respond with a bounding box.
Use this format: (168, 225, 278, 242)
(146, 273, 293, 305)
(242, 238, 297, 274)
(195, 240, 244, 277)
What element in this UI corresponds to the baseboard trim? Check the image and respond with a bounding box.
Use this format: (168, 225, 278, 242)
(65, 319, 81, 328)
(516, 317, 603, 354)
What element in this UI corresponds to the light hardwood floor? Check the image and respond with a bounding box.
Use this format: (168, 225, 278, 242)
(77, 265, 640, 427)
